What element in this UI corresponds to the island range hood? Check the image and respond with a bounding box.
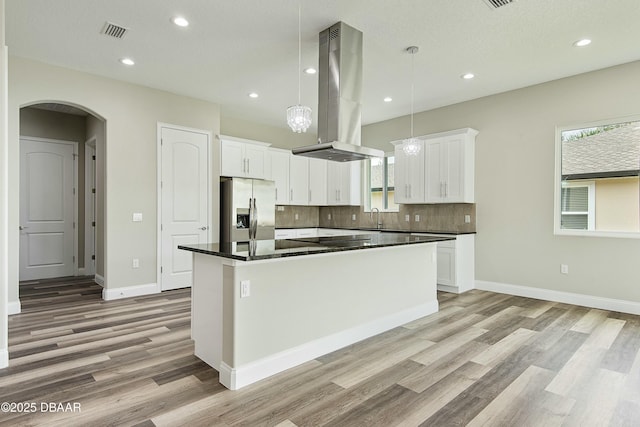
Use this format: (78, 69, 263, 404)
(292, 22, 383, 162)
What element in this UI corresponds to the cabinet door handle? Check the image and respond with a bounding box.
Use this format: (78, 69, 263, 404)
(247, 158, 250, 173)
(290, 188, 293, 201)
(444, 182, 447, 197)
(409, 184, 412, 198)
(275, 188, 278, 200)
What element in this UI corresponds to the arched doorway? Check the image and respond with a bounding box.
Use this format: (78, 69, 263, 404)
(18, 102, 106, 288)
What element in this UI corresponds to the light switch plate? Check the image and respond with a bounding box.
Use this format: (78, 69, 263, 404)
(405, 215, 410, 222)
(464, 214, 471, 223)
(132, 213, 143, 222)
(352, 214, 356, 221)
(328, 213, 332, 220)
(295, 213, 299, 220)
(415, 214, 420, 222)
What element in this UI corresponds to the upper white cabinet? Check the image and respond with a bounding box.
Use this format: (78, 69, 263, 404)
(266, 148, 290, 205)
(393, 141, 425, 204)
(289, 155, 310, 205)
(308, 158, 328, 205)
(220, 136, 269, 179)
(327, 161, 361, 206)
(424, 128, 477, 203)
(392, 128, 477, 204)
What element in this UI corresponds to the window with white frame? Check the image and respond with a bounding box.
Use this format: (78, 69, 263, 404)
(556, 118, 640, 236)
(366, 154, 398, 212)
(560, 181, 595, 230)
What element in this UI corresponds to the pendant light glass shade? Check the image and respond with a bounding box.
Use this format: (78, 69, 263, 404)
(402, 137, 421, 156)
(402, 46, 420, 156)
(287, 104, 312, 133)
(287, 3, 312, 133)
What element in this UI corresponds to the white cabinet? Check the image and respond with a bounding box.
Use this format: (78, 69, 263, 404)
(413, 233, 475, 293)
(289, 155, 310, 205)
(393, 141, 425, 204)
(424, 129, 477, 203)
(220, 137, 269, 179)
(267, 149, 290, 205)
(295, 228, 318, 238)
(308, 158, 328, 205)
(327, 161, 361, 206)
(275, 229, 297, 240)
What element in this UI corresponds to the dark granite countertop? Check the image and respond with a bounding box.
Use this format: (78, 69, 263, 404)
(178, 233, 454, 261)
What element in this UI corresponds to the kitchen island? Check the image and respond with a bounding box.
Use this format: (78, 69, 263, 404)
(179, 233, 452, 390)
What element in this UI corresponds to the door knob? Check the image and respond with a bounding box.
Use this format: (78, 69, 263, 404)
(19, 226, 28, 230)
(199, 226, 208, 230)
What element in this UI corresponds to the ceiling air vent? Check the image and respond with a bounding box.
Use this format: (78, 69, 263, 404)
(101, 21, 129, 39)
(482, 0, 515, 9)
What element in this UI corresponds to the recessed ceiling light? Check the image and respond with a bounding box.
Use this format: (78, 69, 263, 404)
(120, 57, 135, 66)
(383, 97, 392, 102)
(304, 67, 317, 75)
(248, 92, 259, 99)
(173, 16, 189, 27)
(461, 73, 475, 80)
(573, 39, 591, 47)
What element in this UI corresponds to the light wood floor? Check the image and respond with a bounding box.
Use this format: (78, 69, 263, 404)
(2, 277, 640, 426)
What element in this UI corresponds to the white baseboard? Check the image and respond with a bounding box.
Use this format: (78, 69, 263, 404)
(437, 284, 461, 294)
(94, 274, 105, 286)
(0, 348, 7, 369)
(8, 300, 21, 315)
(219, 300, 439, 390)
(102, 282, 160, 301)
(476, 280, 640, 316)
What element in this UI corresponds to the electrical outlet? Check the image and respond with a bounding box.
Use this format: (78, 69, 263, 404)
(295, 213, 299, 220)
(415, 214, 420, 222)
(405, 214, 410, 222)
(132, 212, 142, 222)
(352, 214, 356, 221)
(240, 280, 251, 298)
(132, 258, 139, 268)
(561, 264, 569, 274)
(464, 215, 471, 223)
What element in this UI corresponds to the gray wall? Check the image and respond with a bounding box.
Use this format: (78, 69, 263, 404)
(221, 116, 316, 150)
(8, 56, 220, 306)
(363, 60, 640, 302)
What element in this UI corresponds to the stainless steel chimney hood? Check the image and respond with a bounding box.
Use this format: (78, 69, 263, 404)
(292, 22, 383, 162)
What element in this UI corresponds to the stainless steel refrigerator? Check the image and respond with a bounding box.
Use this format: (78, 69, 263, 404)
(220, 177, 276, 243)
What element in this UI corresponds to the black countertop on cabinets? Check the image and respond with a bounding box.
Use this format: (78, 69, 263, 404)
(178, 232, 454, 262)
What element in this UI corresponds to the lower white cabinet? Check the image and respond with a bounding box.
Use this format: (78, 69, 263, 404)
(413, 233, 475, 293)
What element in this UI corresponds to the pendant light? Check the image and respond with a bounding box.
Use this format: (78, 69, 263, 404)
(402, 46, 420, 156)
(286, 3, 312, 133)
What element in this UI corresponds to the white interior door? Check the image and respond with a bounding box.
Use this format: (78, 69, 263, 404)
(160, 127, 209, 291)
(20, 137, 76, 280)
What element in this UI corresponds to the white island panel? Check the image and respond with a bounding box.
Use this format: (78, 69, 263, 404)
(192, 242, 438, 390)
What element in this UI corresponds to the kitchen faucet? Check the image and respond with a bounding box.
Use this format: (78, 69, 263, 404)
(370, 208, 382, 230)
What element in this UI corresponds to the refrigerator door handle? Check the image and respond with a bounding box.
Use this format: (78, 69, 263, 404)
(249, 197, 258, 240)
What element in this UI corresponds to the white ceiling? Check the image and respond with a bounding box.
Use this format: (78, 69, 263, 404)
(6, 0, 640, 132)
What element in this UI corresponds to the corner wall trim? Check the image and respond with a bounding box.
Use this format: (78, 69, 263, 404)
(8, 300, 21, 315)
(219, 300, 439, 390)
(0, 349, 7, 369)
(102, 282, 159, 301)
(475, 280, 640, 315)
(94, 274, 105, 286)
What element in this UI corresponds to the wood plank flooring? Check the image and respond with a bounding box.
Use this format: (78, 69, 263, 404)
(2, 277, 640, 426)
